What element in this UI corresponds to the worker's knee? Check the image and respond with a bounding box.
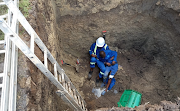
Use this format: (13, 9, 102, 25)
(111, 64, 118, 75)
(101, 67, 106, 73)
(90, 57, 97, 68)
(90, 57, 96, 62)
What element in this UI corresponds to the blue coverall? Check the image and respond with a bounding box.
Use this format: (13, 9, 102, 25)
(89, 42, 109, 75)
(98, 50, 118, 90)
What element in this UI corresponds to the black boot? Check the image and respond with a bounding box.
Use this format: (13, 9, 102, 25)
(88, 71, 93, 80)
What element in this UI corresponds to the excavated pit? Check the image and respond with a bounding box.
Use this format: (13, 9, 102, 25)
(53, 0, 180, 110)
(15, 0, 180, 110)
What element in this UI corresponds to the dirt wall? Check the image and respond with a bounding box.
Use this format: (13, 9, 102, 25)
(16, 0, 71, 110)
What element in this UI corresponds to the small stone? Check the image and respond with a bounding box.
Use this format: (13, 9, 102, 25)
(118, 65, 123, 70)
(19, 77, 26, 88)
(92, 7, 98, 13)
(156, 1, 161, 5)
(25, 77, 31, 89)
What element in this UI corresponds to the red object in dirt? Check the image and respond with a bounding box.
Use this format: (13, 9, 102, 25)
(61, 60, 71, 66)
(76, 59, 79, 64)
(102, 30, 107, 33)
(61, 60, 64, 65)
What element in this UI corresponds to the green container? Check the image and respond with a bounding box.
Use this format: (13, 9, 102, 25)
(117, 90, 142, 108)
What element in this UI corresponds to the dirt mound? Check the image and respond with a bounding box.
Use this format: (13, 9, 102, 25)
(96, 97, 180, 111)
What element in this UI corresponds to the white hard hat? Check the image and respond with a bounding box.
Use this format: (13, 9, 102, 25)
(96, 37, 105, 47)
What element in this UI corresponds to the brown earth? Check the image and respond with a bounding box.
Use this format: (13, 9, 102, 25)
(54, 0, 180, 110)
(96, 97, 180, 111)
(14, 0, 180, 111)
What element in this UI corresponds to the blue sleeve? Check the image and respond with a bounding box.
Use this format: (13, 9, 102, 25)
(106, 45, 109, 50)
(89, 43, 95, 56)
(97, 53, 100, 59)
(112, 51, 117, 62)
(107, 51, 117, 63)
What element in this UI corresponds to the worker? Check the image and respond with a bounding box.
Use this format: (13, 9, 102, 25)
(88, 37, 109, 79)
(96, 50, 118, 95)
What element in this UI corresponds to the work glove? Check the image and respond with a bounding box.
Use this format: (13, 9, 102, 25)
(101, 90, 106, 95)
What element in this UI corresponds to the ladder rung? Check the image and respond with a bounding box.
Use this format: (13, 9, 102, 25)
(0, 40, 5, 44)
(44, 50, 48, 68)
(77, 96, 82, 106)
(61, 73, 65, 87)
(65, 82, 68, 91)
(0, 50, 5, 54)
(81, 100, 85, 109)
(0, 2, 5, 6)
(0, 14, 8, 19)
(73, 89, 78, 103)
(30, 33, 35, 53)
(59, 74, 62, 82)
(0, 73, 3, 78)
(54, 63, 58, 80)
(68, 82, 73, 97)
(0, 84, 3, 88)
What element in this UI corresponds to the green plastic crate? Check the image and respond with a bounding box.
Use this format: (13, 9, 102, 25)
(117, 90, 142, 108)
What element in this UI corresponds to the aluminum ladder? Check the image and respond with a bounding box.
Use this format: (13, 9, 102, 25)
(0, 0, 87, 111)
(0, 0, 18, 111)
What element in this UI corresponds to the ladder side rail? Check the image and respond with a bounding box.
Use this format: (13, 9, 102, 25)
(3, 0, 86, 109)
(8, 0, 18, 109)
(3, 1, 85, 104)
(8, 42, 16, 111)
(1, 36, 12, 111)
(0, 5, 13, 111)
(0, 19, 65, 91)
(12, 0, 19, 110)
(3, 0, 65, 73)
(13, 46, 18, 111)
(0, 20, 83, 110)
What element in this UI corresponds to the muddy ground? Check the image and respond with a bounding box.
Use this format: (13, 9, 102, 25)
(11, 0, 180, 110)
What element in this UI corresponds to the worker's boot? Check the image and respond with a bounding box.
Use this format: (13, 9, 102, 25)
(88, 71, 93, 80)
(96, 76, 100, 87)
